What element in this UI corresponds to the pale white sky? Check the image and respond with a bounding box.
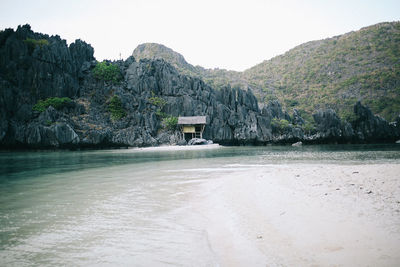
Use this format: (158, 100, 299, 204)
(1, 0, 399, 71)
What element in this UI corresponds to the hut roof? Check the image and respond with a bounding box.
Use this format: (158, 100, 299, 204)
(177, 116, 207, 125)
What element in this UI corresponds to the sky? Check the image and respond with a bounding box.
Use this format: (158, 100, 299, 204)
(1, 0, 399, 71)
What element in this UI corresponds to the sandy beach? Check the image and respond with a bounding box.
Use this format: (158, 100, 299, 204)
(190, 163, 400, 266)
(127, 145, 400, 265)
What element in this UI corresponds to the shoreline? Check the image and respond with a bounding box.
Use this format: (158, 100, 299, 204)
(1, 141, 399, 152)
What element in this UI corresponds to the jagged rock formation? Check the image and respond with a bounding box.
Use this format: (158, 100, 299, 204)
(133, 43, 199, 76)
(0, 24, 94, 148)
(0, 25, 399, 149)
(353, 101, 397, 142)
(132, 43, 247, 91)
(0, 25, 94, 98)
(311, 109, 354, 142)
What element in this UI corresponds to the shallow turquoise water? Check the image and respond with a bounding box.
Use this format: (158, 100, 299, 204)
(1, 144, 400, 266)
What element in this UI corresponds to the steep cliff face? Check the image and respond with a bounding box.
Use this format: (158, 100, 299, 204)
(0, 26, 399, 149)
(352, 101, 398, 142)
(0, 25, 94, 98)
(311, 109, 355, 142)
(0, 24, 94, 147)
(75, 58, 271, 147)
(0, 25, 276, 148)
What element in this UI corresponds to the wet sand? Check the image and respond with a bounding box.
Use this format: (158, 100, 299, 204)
(193, 163, 400, 266)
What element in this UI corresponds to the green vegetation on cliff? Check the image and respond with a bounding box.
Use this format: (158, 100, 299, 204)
(24, 38, 49, 54)
(148, 92, 168, 117)
(93, 61, 122, 83)
(33, 97, 72, 112)
(108, 95, 126, 120)
(24, 38, 49, 48)
(162, 116, 178, 131)
(271, 118, 290, 133)
(147, 92, 178, 130)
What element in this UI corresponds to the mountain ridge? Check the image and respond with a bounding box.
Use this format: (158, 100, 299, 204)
(132, 21, 400, 121)
(132, 43, 248, 92)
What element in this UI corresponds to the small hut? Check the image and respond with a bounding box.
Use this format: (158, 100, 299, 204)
(177, 116, 207, 141)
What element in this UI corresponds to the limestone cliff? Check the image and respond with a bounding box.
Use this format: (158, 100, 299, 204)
(0, 25, 399, 149)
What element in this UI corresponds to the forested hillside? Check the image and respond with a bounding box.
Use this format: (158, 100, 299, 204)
(244, 21, 400, 121)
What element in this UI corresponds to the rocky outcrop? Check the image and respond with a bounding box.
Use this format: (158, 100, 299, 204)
(264, 100, 291, 121)
(292, 109, 305, 126)
(311, 109, 354, 142)
(0, 24, 94, 148)
(24, 122, 79, 148)
(132, 43, 199, 75)
(0, 24, 94, 98)
(188, 138, 209, 145)
(53, 123, 80, 145)
(1, 26, 399, 149)
(122, 58, 271, 145)
(353, 101, 398, 142)
(306, 103, 399, 143)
